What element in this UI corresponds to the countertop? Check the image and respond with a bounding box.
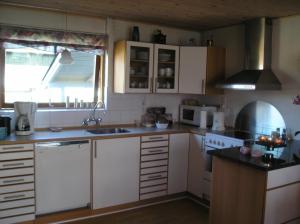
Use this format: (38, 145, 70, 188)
(0, 124, 207, 145)
(208, 141, 300, 171)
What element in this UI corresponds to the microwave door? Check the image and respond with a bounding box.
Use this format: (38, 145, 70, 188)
(182, 109, 194, 124)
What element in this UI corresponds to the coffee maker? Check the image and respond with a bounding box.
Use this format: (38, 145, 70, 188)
(14, 102, 37, 136)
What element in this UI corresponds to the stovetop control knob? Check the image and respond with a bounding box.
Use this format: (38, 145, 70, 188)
(213, 140, 216, 144)
(221, 142, 225, 147)
(217, 141, 220, 146)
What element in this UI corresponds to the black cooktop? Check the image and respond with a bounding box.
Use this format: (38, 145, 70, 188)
(211, 130, 254, 141)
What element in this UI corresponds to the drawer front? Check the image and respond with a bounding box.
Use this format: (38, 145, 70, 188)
(141, 166, 168, 175)
(0, 175, 34, 186)
(0, 159, 34, 170)
(0, 167, 34, 178)
(0, 206, 35, 218)
(140, 184, 168, 194)
(0, 151, 34, 161)
(140, 190, 167, 200)
(141, 147, 168, 155)
(0, 183, 34, 194)
(0, 144, 34, 153)
(140, 178, 167, 187)
(141, 160, 168, 168)
(0, 213, 35, 224)
(142, 135, 168, 142)
(1, 198, 35, 210)
(140, 172, 168, 181)
(267, 164, 300, 189)
(0, 190, 35, 202)
(141, 141, 168, 149)
(141, 153, 168, 162)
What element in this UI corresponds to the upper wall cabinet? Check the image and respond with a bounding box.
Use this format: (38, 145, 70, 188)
(153, 44, 179, 93)
(114, 41, 179, 94)
(179, 47, 225, 95)
(114, 41, 154, 93)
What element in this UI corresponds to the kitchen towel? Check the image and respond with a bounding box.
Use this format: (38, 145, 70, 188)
(200, 111, 207, 129)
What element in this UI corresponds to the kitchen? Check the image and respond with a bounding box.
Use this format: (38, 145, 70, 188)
(0, 1, 300, 224)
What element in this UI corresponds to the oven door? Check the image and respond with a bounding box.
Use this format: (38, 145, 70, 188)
(202, 145, 215, 200)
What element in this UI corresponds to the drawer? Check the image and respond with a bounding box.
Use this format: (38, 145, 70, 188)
(0, 183, 34, 194)
(0, 190, 35, 202)
(0, 167, 34, 178)
(0, 213, 35, 224)
(140, 184, 168, 194)
(1, 198, 35, 210)
(140, 172, 168, 181)
(0, 144, 34, 153)
(0, 159, 34, 170)
(141, 159, 168, 168)
(141, 141, 168, 149)
(0, 151, 34, 161)
(0, 175, 34, 186)
(141, 166, 168, 175)
(267, 164, 300, 189)
(0, 206, 35, 218)
(142, 135, 168, 142)
(141, 153, 168, 162)
(140, 190, 167, 200)
(141, 147, 168, 155)
(140, 178, 167, 187)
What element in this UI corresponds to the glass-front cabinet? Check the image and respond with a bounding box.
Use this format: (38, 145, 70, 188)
(153, 44, 179, 93)
(126, 42, 153, 93)
(114, 41, 179, 94)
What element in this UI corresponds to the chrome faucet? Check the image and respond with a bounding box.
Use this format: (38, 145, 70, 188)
(82, 102, 106, 128)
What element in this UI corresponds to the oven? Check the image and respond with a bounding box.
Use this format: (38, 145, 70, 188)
(202, 133, 245, 200)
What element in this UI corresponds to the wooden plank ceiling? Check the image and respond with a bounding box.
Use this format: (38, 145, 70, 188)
(1, 0, 300, 29)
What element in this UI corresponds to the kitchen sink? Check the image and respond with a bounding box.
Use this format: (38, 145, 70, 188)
(87, 128, 130, 135)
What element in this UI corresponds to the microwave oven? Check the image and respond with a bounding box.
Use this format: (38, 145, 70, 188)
(179, 105, 217, 126)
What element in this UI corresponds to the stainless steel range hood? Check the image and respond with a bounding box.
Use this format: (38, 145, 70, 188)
(216, 18, 281, 90)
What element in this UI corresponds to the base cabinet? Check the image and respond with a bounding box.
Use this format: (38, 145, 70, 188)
(92, 137, 140, 209)
(168, 133, 189, 194)
(187, 134, 205, 198)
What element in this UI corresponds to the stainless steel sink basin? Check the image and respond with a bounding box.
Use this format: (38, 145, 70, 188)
(87, 128, 130, 135)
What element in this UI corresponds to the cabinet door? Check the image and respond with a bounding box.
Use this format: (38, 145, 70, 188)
(179, 47, 207, 94)
(187, 134, 205, 197)
(125, 41, 154, 93)
(168, 133, 189, 194)
(92, 137, 140, 209)
(153, 44, 179, 93)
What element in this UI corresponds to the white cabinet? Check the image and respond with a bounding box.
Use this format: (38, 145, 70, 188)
(179, 46, 225, 95)
(168, 133, 189, 194)
(0, 144, 35, 224)
(114, 41, 179, 93)
(153, 44, 179, 93)
(92, 137, 140, 209)
(187, 134, 205, 198)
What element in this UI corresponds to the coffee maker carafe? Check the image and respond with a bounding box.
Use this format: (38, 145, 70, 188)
(14, 102, 37, 136)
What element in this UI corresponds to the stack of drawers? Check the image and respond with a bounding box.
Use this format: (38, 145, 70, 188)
(140, 135, 169, 200)
(0, 144, 35, 224)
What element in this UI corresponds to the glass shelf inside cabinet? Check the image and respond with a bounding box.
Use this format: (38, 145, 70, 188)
(129, 46, 150, 89)
(157, 49, 176, 90)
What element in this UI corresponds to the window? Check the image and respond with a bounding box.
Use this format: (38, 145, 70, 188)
(0, 25, 106, 109)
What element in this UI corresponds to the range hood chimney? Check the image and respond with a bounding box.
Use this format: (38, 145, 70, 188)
(216, 18, 281, 90)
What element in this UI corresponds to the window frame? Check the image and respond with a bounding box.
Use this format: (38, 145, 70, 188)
(0, 46, 104, 109)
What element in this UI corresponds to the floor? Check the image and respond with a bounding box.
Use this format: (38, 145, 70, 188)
(63, 199, 209, 224)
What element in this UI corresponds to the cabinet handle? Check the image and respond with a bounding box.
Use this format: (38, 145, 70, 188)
(94, 142, 97, 159)
(201, 80, 205, 94)
(4, 194, 26, 200)
(3, 162, 25, 167)
(150, 77, 153, 92)
(154, 78, 157, 91)
(3, 178, 25, 184)
(148, 174, 162, 179)
(148, 136, 164, 140)
(2, 146, 25, 151)
(148, 149, 164, 153)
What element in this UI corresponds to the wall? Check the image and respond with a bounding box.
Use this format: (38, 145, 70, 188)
(0, 5, 223, 129)
(203, 15, 300, 136)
